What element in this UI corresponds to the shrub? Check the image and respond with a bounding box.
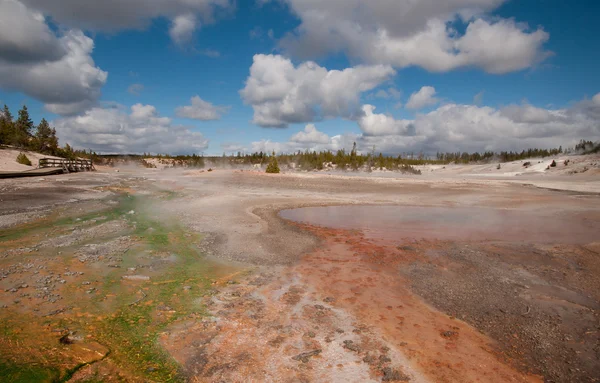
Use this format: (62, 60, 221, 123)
(266, 157, 280, 174)
(16, 152, 32, 166)
(550, 160, 557, 167)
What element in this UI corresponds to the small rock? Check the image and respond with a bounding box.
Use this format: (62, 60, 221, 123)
(81, 281, 91, 285)
(323, 297, 336, 303)
(382, 367, 410, 381)
(292, 349, 322, 363)
(183, 286, 192, 291)
(363, 354, 377, 364)
(441, 330, 458, 339)
(343, 340, 361, 352)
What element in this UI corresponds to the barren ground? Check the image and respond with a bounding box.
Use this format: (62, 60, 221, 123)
(0, 165, 599, 382)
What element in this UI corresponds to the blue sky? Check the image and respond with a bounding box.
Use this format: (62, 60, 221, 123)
(0, 0, 599, 155)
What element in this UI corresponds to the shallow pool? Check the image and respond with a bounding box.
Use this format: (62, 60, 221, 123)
(280, 205, 599, 244)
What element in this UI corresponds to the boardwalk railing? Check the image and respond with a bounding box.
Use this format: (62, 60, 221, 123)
(39, 158, 95, 172)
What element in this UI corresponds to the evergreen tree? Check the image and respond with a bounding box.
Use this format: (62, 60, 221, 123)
(15, 105, 34, 148)
(0, 104, 14, 145)
(48, 128, 59, 155)
(35, 118, 53, 153)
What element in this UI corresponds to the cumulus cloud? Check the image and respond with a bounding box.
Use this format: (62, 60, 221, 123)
(0, 7, 107, 116)
(53, 104, 209, 154)
(21, 0, 232, 44)
(250, 93, 600, 155)
(406, 86, 439, 110)
(176, 96, 229, 121)
(0, 0, 65, 63)
(250, 122, 359, 154)
(354, 95, 600, 153)
(358, 105, 413, 136)
(274, 0, 550, 73)
(170, 14, 198, 46)
(290, 124, 330, 144)
(240, 54, 396, 127)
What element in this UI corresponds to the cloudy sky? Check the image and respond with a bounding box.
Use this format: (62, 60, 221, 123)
(0, 0, 599, 155)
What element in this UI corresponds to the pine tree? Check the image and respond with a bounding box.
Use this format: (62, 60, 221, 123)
(266, 151, 280, 173)
(35, 118, 53, 153)
(15, 105, 34, 148)
(48, 128, 59, 155)
(0, 104, 14, 145)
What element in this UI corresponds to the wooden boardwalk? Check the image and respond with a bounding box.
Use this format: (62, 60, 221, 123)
(39, 158, 95, 172)
(0, 158, 95, 179)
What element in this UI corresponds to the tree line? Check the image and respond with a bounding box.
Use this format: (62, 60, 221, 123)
(1, 103, 595, 167)
(0, 104, 94, 160)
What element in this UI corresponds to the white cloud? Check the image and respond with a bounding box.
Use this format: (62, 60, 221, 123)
(128, 83, 144, 95)
(53, 104, 209, 154)
(0, 6, 107, 117)
(21, 0, 233, 44)
(169, 14, 198, 46)
(253, 93, 600, 155)
(290, 124, 330, 144)
(358, 105, 413, 136)
(406, 86, 439, 110)
(176, 96, 229, 121)
(0, 0, 65, 63)
(240, 54, 395, 127)
(354, 95, 600, 153)
(276, 0, 550, 73)
(251, 124, 359, 154)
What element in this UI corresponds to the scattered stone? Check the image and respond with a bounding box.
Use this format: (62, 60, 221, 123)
(441, 330, 458, 339)
(314, 304, 325, 310)
(82, 281, 91, 285)
(59, 333, 79, 344)
(379, 355, 392, 363)
(363, 354, 377, 364)
(336, 328, 345, 334)
(292, 349, 322, 363)
(323, 297, 336, 303)
(183, 286, 192, 291)
(343, 340, 361, 352)
(382, 367, 410, 381)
